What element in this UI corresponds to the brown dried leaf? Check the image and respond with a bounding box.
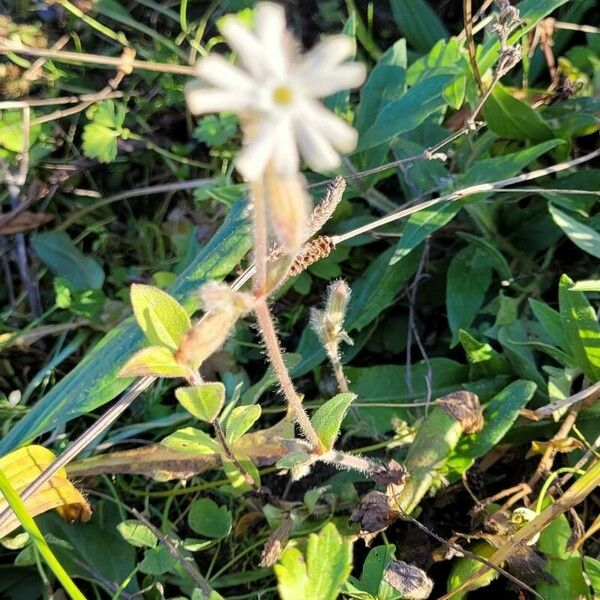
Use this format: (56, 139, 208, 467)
(436, 391, 483, 434)
(0, 211, 53, 234)
(383, 561, 434, 600)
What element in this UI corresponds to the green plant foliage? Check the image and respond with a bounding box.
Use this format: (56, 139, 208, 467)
(175, 382, 225, 422)
(161, 427, 220, 454)
(32, 232, 105, 290)
(130, 284, 191, 350)
(188, 498, 232, 539)
(119, 345, 190, 378)
(82, 100, 127, 163)
(275, 522, 352, 600)
(224, 405, 262, 444)
(389, 0, 447, 52)
(116, 520, 157, 548)
(311, 393, 356, 451)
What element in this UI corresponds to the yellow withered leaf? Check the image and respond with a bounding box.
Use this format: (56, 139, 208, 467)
(0, 445, 91, 539)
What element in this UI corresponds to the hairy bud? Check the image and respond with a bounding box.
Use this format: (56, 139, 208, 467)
(310, 279, 352, 347)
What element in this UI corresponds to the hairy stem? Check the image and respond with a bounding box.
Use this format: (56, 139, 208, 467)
(251, 177, 320, 449)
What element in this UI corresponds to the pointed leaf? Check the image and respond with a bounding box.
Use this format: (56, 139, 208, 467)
(549, 203, 600, 259)
(161, 427, 220, 454)
(130, 284, 191, 350)
(529, 298, 569, 352)
(559, 274, 600, 381)
(225, 405, 262, 444)
(118, 345, 190, 379)
(175, 382, 225, 423)
(311, 393, 356, 451)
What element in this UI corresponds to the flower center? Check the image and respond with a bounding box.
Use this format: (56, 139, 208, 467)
(272, 85, 293, 106)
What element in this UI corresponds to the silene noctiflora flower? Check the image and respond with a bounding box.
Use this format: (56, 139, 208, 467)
(185, 1, 366, 182)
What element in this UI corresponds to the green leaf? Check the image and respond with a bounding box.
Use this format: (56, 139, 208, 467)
(447, 246, 494, 346)
(118, 345, 190, 379)
(447, 541, 498, 598)
(447, 380, 537, 477)
(53, 277, 105, 321)
(570, 280, 600, 293)
(458, 330, 511, 379)
(536, 513, 590, 600)
(139, 545, 177, 576)
(193, 114, 238, 147)
(548, 204, 600, 259)
(32, 231, 105, 290)
(175, 383, 225, 423)
(483, 84, 554, 141)
(311, 393, 356, 451)
(275, 523, 352, 600)
(161, 427, 220, 454)
(559, 274, 600, 381)
(0, 199, 251, 453)
(498, 322, 547, 389)
(360, 545, 396, 598)
(346, 359, 469, 431)
(224, 405, 261, 444)
(389, 0, 448, 52)
(346, 247, 420, 330)
(584, 556, 600, 596)
(357, 74, 454, 151)
(82, 100, 127, 163)
(276, 452, 311, 470)
(116, 520, 157, 549)
(130, 283, 191, 351)
(188, 498, 232, 539)
(529, 298, 569, 351)
(442, 75, 466, 110)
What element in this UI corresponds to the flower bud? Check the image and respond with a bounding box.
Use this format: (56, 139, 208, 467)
(265, 173, 311, 253)
(310, 279, 352, 347)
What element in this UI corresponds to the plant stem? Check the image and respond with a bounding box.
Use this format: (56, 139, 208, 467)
(0, 469, 86, 600)
(325, 345, 349, 393)
(251, 178, 321, 450)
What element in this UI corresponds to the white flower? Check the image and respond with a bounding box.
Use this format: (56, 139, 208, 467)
(185, 2, 366, 181)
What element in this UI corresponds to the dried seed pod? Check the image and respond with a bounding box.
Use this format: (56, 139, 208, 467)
(383, 561, 434, 600)
(288, 236, 335, 277)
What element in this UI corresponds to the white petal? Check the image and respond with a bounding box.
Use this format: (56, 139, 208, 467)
(272, 118, 300, 177)
(300, 35, 355, 72)
(255, 2, 288, 77)
(185, 81, 249, 114)
(299, 101, 358, 153)
(309, 63, 367, 97)
(195, 55, 255, 91)
(295, 120, 341, 173)
(219, 15, 269, 79)
(236, 122, 278, 181)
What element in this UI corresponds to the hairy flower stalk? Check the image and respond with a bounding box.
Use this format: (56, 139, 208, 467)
(185, 1, 365, 450)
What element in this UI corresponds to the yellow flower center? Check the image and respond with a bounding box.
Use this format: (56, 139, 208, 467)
(272, 85, 293, 105)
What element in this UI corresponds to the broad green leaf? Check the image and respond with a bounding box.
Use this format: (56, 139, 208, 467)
(559, 275, 600, 381)
(0, 199, 251, 453)
(0, 111, 41, 152)
(483, 84, 554, 141)
(548, 203, 600, 259)
(456, 233, 512, 280)
(447, 380, 537, 477)
(222, 455, 260, 494)
(584, 556, 600, 596)
(161, 427, 220, 454)
(118, 345, 190, 379)
(82, 100, 127, 163)
(130, 284, 191, 350)
(188, 498, 232, 539)
(311, 393, 356, 451)
(224, 405, 261, 444)
(389, 0, 448, 52)
(536, 513, 590, 600)
(175, 383, 225, 423)
(458, 330, 511, 379)
(117, 520, 157, 549)
(275, 523, 352, 600)
(360, 545, 396, 598)
(346, 359, 469, 431)
(39, 501, 137, 595)
(442, 75, 466, 110)
(570, 280, 600, 292)
(447, 246, 493, 346)
(139, 545, 177, 575)
(357, 74, 454, 151)
(447, 541, 497, 598)
(32, 231, 105, 290)
(355, 40, 407, 135)
(529, 298, 569, 351)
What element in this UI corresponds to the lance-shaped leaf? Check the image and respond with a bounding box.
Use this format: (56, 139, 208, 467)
(118, 345, 191, 379)
(559, 274, 600, 381)
(130, 284, 191, 350)
(0, 445, 91, 539)
(311, 393, 356, 452)
(175, 382, 225, 423)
